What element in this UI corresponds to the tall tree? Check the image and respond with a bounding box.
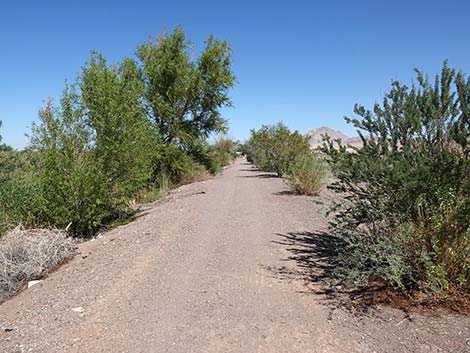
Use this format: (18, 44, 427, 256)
(136, 27, 236, 144)
(80, 52, 155, 199)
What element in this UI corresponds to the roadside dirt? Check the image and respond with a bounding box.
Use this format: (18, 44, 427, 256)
(0, 159, 468, 352)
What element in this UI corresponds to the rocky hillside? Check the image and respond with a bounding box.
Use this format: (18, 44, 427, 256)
(306, 126, 362, 149)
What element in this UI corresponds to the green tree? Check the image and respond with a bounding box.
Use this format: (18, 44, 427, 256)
(30, 96, 114, 236)
(136, 27, 236, 144)
(80, 52, 155, 200)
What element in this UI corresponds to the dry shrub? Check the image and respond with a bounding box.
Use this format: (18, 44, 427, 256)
(0, 226, 76, 301)
(288, 153, 328, 195)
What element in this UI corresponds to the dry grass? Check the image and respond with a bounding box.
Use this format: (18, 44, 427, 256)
(0, 226, 76, 302)
(288, 153, 328, 195)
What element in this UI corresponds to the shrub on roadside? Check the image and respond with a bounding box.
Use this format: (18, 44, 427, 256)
(0, 176, 45, 235)
(181, 163, 211, 184)
(324, 62, 470, 299)
(245, 123, 311, 176)
(288, 152, 328, 195)
(211, 137, 238, 166)
(31, 97, 119, 237)
(0, 226, 76, 302)
(152, 144, 197, 187)
(184, 136, 237, 174)
(0, 150, 45, 235)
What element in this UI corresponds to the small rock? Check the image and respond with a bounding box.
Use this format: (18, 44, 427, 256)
(27, 280, 43, 288)
(71, 307, 84, 313)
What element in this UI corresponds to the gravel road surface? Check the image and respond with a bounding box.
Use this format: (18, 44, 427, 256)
(0, 159, 468, 352)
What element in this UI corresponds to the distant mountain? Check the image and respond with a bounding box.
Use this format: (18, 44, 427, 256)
(306, 126, 362, 149)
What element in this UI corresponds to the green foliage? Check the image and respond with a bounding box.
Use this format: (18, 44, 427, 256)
(0, 150, 34, 184)
(151, 144, 197, 186)
(31, 98, 116, 236)
(0, 146, 44, 235)
(0, 144, 12, 152)
(182, 136, 237, 174)
(288, 152, 328, 195)
(0, 175, 45, 235)
(245, 123, 311, 176)
(80, 52, 154, 201)
(206, 137, 238, 173)
(324, 62, 470, 297)
(137, 27, 236, 144)
(0, 27, 235, 238)
(136, 187, 163, 204)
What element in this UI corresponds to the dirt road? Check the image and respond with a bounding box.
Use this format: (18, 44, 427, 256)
(0, 159, 468, 352)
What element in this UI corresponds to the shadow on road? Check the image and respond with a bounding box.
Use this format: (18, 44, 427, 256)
(239, 168, 262, 172)
(270, 231, 385, 313)
(272, 231, 339, 284)
(238, 173, 278, 178)
(272, 190, 301, 196)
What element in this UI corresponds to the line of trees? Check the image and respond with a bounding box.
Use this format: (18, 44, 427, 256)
(0, 27, 237, 237)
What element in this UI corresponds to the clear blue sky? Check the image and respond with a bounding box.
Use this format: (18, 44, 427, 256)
(1, 0, 469, 149)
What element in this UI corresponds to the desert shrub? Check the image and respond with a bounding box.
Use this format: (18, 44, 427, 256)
(0, 226, 76, 301)
(212, 137, 238, 163)
(0, 151, 45, 235)
(181, 163, 211, 184)
(205, 147, 234, 173)
(151, 144, 197, 186)
(39, 149, 115, 236)
(31, 97, 119, 236)
(183, 138, 219, 173)
(184, 136, 237, 174)
(205, 152, 223, 174)
(246, 122, 311, 176)
(0, 177, 45, 235)
(288, 152, 328, 195)
(134, 187, 163, 204)
(411, 194, 469, 293)
(0, 150, 30, 183)
(324, 62, 470, 298)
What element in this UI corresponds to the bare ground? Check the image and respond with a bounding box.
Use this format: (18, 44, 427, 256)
(0, 159, 468, 352)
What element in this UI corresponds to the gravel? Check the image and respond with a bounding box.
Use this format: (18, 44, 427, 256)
(0, 159, 468, 352)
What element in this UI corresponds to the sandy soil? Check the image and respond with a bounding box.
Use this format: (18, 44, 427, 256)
(0, 159, 468, 352)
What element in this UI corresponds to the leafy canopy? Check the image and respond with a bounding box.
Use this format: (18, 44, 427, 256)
(21, 26, 236, 237)
(137, 27, 236, 144)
